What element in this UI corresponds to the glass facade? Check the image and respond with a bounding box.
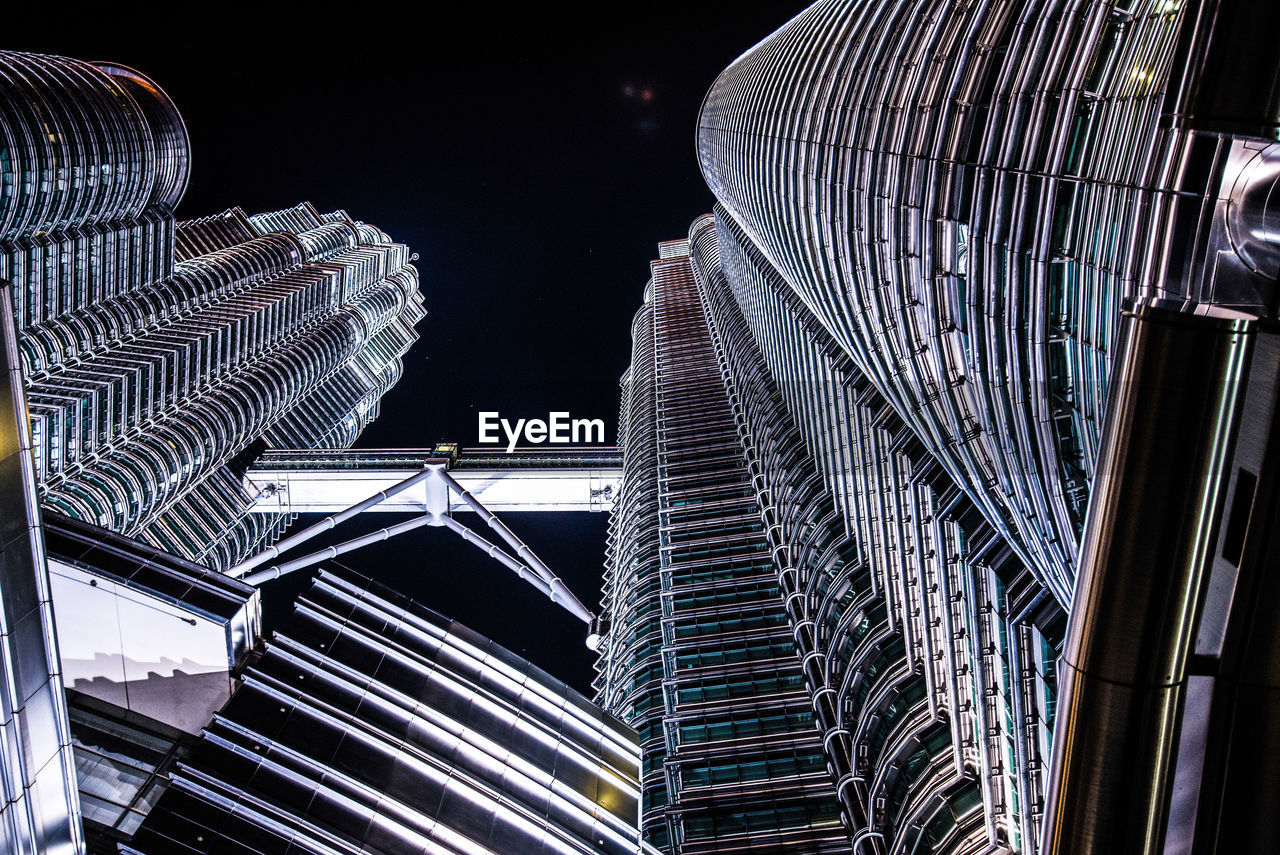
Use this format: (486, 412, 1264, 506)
(0, 282, 84, 855)
(67, 697, 191, 851)
(1, 45, 651, 855)
(44, 513, 262, 736)
(696, 0, 1280, 605)
(594, 234, 846, 853)
(631, 2, 1280, 851)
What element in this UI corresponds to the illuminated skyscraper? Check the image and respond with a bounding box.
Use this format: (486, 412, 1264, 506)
(0, 51, 424, 573)
(598, 0, 1280, 853)
(597, 217, 1049, 853)
(595, 227, 849, 854)
(695, 0, 1280, 601)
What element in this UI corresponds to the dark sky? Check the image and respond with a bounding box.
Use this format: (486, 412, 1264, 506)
(15, 5, 810, 695)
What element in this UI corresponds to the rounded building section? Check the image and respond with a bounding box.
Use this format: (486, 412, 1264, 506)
(127, 569, 645, 855)
(94, 63, 190, 211)
(695, 0, 1232, 601)
(0, 52, 189, 241)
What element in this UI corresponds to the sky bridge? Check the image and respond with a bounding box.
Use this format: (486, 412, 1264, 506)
(245, 446, 623, 514)
(233, 446, 623, 640)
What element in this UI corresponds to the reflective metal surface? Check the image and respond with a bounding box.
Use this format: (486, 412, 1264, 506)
(1041, 302, 1254, 854)
(246, 450, 622, 514)
(1194, 319, 1280, 853)
(27, 202, 424, 571)
(0, 53, 425, 570)
(0, 282, 84, 854)
(127, 569, 644, 855)
(595, 232, 850, 853)
(1173, 0, 1280, 138)
(695, 0, 1280, 611)
(595, 217, 1065, 853)
(45, 515, 260, 735)
(687, 2, 1280, 851)
(1226, 144, 1280, 280)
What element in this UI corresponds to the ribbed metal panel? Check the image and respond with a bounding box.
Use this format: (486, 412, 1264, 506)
(0, 281, 84, 855)
(0, 50, 426, 573)
(695, 0, 1265, 604)
(127, 569, 643, 855)
(711, 208, 1073, 852)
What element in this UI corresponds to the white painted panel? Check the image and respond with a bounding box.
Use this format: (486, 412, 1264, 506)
(49, 559, 236, 734)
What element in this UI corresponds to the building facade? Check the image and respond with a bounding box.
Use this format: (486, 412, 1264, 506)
(594, 232, 848, 853)
(697, 0, 1280, 602)
(597, 0, 1280, 852)
(29, 506, 648, 855)
(596, 218, 1059, 854)
(0, 283, 83, 855)
(1, 51, 425, 574)
(101, 566, 645, 855)
(1, 48, 656, 855)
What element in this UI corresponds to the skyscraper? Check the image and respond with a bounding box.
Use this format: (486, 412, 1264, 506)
(595, 224, 848, 854)
(596, 0, 1280, 852)
(26, 196, 423, 572)
(695, 0, 1280, 598)
(598, 216, 1050, 853)
(1, 51, 425, 573)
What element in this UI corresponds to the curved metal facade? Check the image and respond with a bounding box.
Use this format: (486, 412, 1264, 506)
(706, 212, 1069, 853)
(598, 215, 1072, 853)
(128, 569, 643, 855)
(0, 52, 188, 331)
(696, 0, 1275, 601)
(684, 1, 1280, 852)
(24, 201, 422, 570)
(0, 284, 84, 855)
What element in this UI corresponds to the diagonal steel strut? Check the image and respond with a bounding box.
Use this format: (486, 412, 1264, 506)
(232, 461, 597, 630)
(435, 469, 595, 624)
(227, 464, 445, 578)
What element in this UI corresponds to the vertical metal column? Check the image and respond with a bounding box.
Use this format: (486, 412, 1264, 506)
(1193, 327, 1280, 853)
(1040, 302, 1253, 854)
(0, 283, 85, 854)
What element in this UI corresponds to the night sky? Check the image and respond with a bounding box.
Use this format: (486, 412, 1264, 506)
(16, 5, 811, 695)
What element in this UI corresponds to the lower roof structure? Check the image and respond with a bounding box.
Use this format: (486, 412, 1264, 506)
(122, 568, 643, 855)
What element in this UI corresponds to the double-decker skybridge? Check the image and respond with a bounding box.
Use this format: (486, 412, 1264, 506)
(244, 446, 622, 514)
(231, 445, 622, 645)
